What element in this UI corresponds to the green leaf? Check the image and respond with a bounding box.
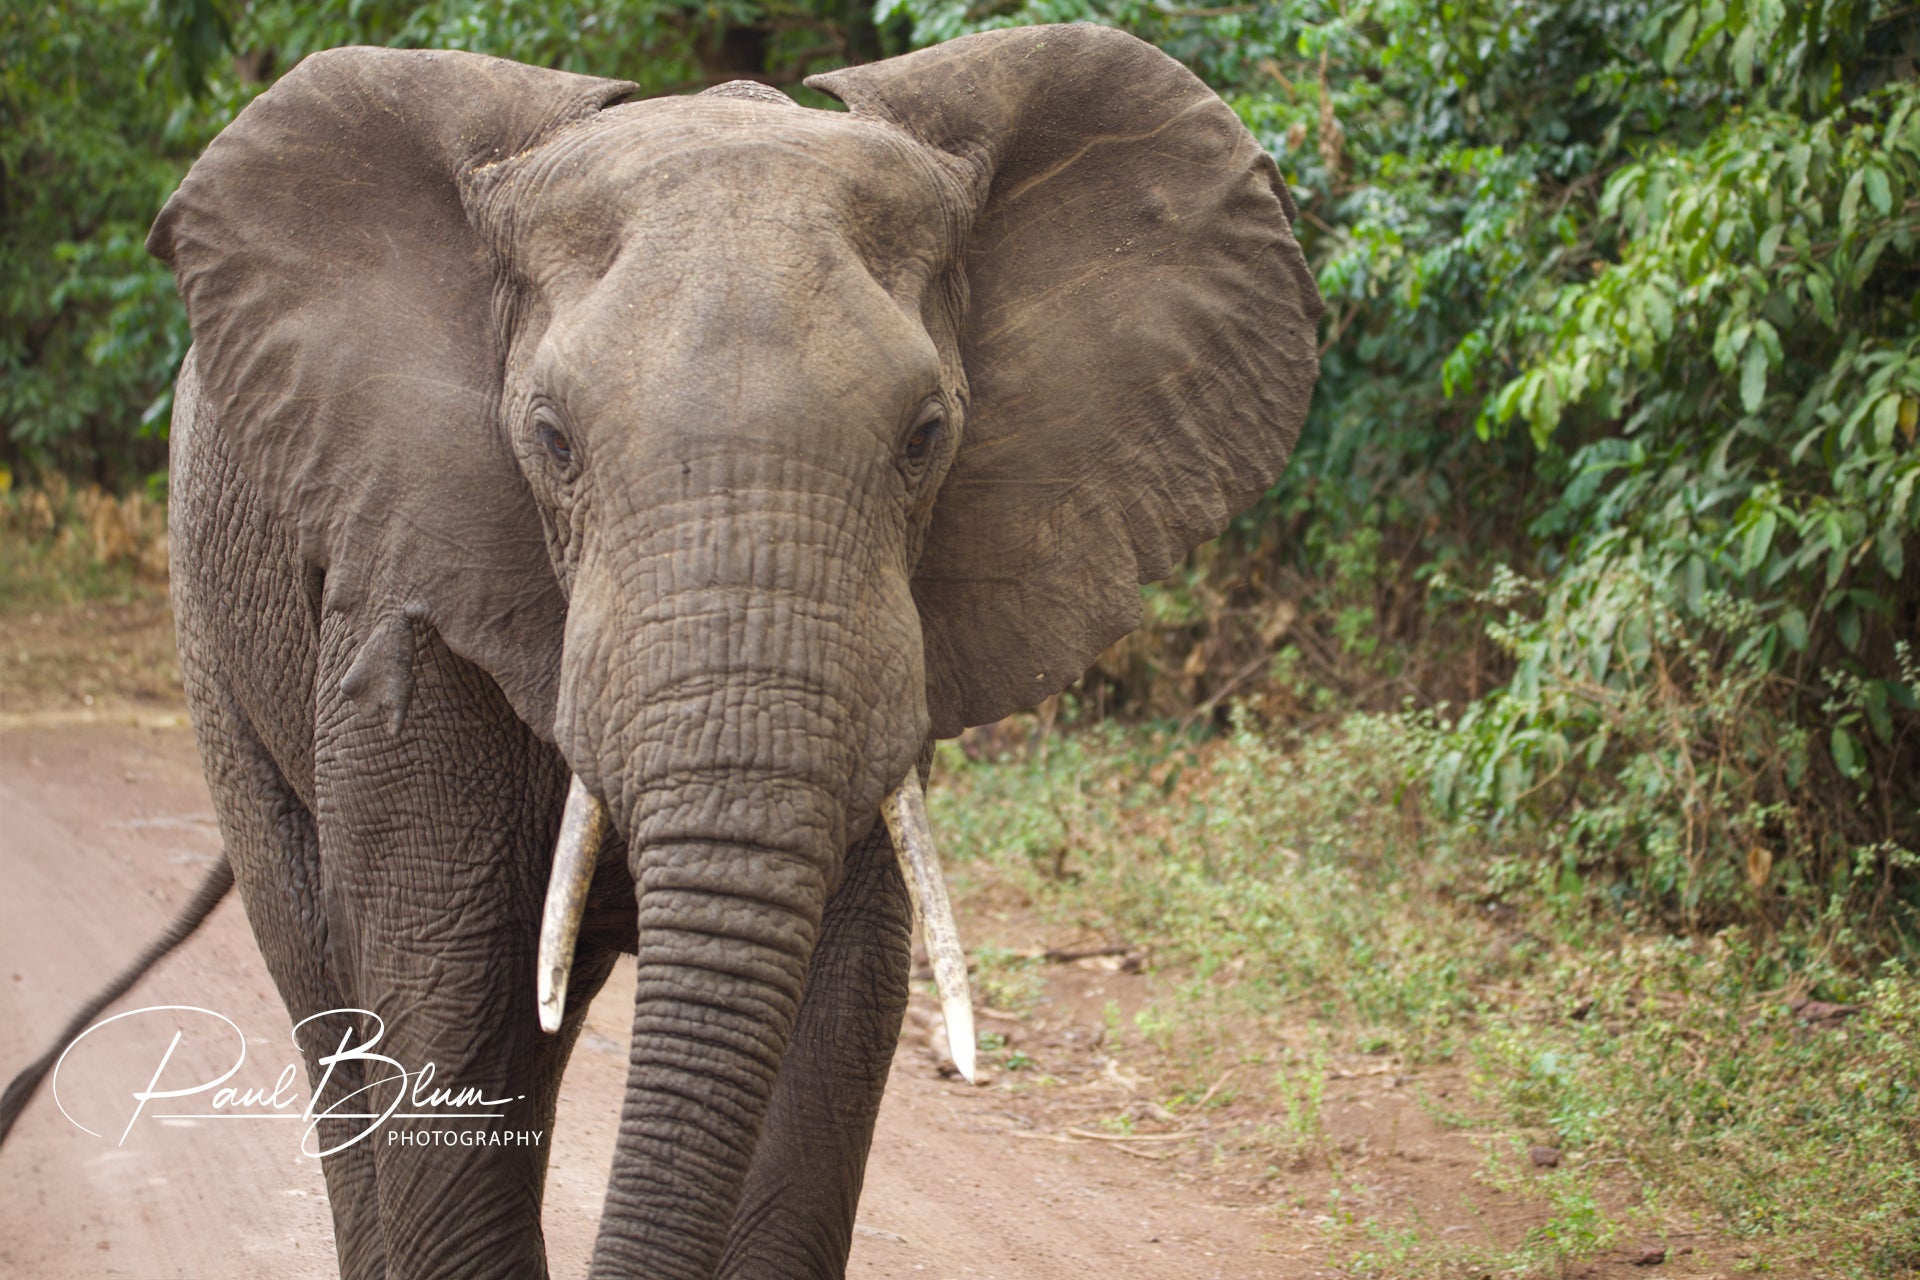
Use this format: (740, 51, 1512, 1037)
(1741, 341, 1769, 414)
(1893, 470, 1918, 526)
(1494, 376, 1527, 426)
(1644, 287, 1674, 341)
(1806, 271, 1836, 327)
(1876, 525, 1906, 579)
(1663, 7, 1699, 70)
(1757, 222, 1784, 267)
(1840, 168, 1864, 236)
(1730, 22, 1758, 89)
(1862, 166, 1892, 218)
(1742, 509, 1778, 574)
(1872, 392, 1901, 450)
(1531, 371, 1563, 447)
(1831, 726, 1863, 780)
(1836, 601, 1863, 652)
(1778, 606, 1808, 652)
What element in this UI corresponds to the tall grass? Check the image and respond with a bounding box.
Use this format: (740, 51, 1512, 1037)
(0, 475, 169, 605)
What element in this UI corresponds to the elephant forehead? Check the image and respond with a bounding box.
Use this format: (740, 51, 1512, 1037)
(486, 96, 961, 291)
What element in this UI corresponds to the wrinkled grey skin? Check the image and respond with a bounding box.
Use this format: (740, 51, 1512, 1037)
(149, 23, 1319, 1280)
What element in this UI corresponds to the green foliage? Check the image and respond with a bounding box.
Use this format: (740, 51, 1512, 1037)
(1440, 41, 1920, 936)
(1428, 552, 1920, 941)
(1, 1, 209, 481)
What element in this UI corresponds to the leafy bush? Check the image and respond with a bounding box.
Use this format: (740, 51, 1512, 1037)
(1446, 64, 1920, 936)
(875, 0, 1919, 938)
(1428, 551, 1920, 943)
(1, 1, 209, 482)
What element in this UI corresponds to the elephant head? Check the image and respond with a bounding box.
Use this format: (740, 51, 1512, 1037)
(147, 24, 1318, 1275)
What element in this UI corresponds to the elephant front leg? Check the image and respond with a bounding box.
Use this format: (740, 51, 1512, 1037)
(314, 614, 587, 1279)
(717, 820, 914, 1279)
(184, 679, 389, 1280)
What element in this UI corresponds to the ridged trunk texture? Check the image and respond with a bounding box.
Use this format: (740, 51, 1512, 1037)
(561, 462, 926, 1277)
(590, 841, 826, 1278)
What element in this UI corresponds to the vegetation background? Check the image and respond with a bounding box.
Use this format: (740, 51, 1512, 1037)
(4, 0, 1918, 1273)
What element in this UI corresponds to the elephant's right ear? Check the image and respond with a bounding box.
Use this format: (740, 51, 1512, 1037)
(811, 26, 1321, 738)
(149, 48, 636, 739)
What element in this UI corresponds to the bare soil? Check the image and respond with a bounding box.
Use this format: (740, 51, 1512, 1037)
(0, 599, 1744, 1278)
(0, 594, 182, 717)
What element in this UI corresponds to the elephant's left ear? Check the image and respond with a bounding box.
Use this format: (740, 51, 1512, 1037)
(809, 24, 1321, 737)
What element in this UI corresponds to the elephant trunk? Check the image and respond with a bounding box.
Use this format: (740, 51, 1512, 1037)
(590, 834, 829, 1278)
(584, 706, 849, 1278)
(558, 469, 927, 1277)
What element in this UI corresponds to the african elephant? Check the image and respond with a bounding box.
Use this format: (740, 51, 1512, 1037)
(53, 22, 1318, 1279)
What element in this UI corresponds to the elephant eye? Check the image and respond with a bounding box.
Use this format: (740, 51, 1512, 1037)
(536, 418, 573, 468)
(903, 401, 944, 465)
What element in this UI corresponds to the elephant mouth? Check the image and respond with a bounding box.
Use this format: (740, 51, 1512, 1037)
(533, 771, 977, 1082)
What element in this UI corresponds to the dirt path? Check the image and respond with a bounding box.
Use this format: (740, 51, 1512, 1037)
(0, 715, 1300, 1279)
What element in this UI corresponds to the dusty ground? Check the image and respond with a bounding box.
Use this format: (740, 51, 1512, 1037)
(0, 599, 1738, 1278)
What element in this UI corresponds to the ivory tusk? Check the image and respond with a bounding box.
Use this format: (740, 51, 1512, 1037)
(882, 772, 976, 1084)
(536, 776, 608, 1034)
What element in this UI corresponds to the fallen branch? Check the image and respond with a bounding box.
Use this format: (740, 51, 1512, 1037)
(1177, 652, 1273, 733)
(1005, 1127, 1189, 1160)
(1065, 1127, 1189, 1143)
(1193, 1066, 1240, 1109)
(1016, 943, 1137, 964)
